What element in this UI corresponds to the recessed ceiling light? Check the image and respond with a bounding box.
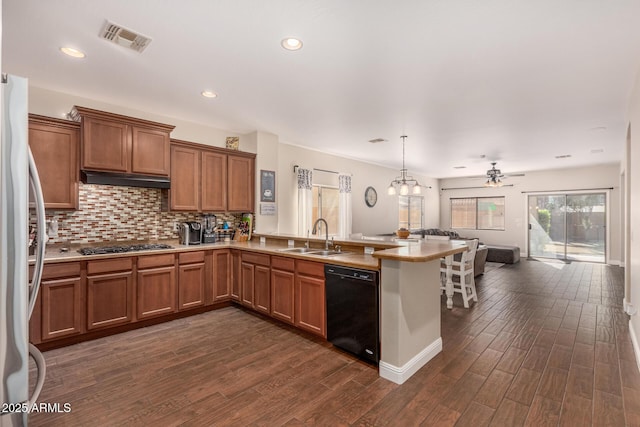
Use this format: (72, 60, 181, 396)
(281, 38, 303, 51)
(60, 47, 86, 58)
(589, 126, 607, 132)
(201, 91, 218, 99)
(555, 154, 572, 159)
(453, 166, 467, 169)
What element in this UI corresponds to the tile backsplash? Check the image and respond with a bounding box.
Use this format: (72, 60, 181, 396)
(32, 183, 246, 244)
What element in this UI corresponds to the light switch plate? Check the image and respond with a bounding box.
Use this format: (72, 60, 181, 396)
(287, 240, 295, 247)
(260, 236, 266, 245)
(364, 246, 374, 255)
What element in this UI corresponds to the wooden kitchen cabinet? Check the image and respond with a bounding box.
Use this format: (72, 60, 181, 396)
(230, 250, 241, 302)
(34, 262, 83, 341)
(295, 260, 326, 338)
(201, 151, 227, 212)
(240, 252, 270, 314)
(137, 254, 177, 320)
(28, 115, 79, 209)
(87, 258, 134, 330)
(170, 144, 200, 211)
(169, 140, 255, 213)
(271, 256, 295, 325)
(212, 249, 231, 302)
(227, 154, 255, 212)
(71, 106, 174, 176)
(178, 251, 205, 310)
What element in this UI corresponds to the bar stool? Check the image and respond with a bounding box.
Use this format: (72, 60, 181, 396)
(440, 239, 479, 308)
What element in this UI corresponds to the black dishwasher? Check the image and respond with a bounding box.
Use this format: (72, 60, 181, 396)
(325, 264, 379, 364)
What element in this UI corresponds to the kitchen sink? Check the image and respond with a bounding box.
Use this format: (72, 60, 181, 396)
(309, 250, 349, 256)
(278, 247, 318, 253)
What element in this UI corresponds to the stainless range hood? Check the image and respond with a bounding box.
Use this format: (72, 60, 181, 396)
(81, 170, 171, 189)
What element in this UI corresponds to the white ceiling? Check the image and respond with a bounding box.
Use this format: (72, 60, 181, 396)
(3, 0, 640, 178)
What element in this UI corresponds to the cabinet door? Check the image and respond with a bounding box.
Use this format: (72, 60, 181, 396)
(41, 277, 83, 340)
(87, 271, 134, 330)
(212, 250, 230, 302)
(227, 155, 254, 212)
(82, 117, 129, 172)
(241, 262, 255, 307)
(231, 250, 241, 301)
(295, 274, 326, 337)
(254, 265, 271, 314)
(131, 126, 170, 176)
(170, 145, 200, 211)
(178, 263, 205, 310)
(29, 119, 79, 209)
(271, 269, 295, 325)
(201, 151, 227, 212)
(137, 266, 177, 320)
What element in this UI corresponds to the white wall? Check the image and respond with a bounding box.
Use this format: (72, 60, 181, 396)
(439, 164, 622, 263)
(626, 68, 640, 370)
(276, 143, 440, 236)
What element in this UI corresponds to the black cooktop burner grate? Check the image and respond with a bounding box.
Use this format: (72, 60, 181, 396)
(78, 243, 173, 255)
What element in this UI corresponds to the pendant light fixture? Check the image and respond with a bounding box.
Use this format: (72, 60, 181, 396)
(484, 162, 504, 187)
(387, 135, 422, 195)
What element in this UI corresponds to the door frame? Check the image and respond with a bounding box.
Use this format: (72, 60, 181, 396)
(525, 189, 610, 264)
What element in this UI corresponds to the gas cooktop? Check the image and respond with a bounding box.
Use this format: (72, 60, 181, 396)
(78, 243, 173, 256)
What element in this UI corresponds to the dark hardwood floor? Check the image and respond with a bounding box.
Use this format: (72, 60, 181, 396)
(29, 259, 640, 426)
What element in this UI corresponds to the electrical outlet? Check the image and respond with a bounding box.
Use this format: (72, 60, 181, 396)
(173, 222, 180, 232)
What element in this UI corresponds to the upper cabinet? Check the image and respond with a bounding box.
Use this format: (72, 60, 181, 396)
(29, 115, 80, 209)
(227, 155, 254, 212)
(170, 140, 255, 213)
(70, 106, 175, 176)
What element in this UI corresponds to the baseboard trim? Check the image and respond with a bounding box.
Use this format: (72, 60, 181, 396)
(630, 320, 640, 373)
(379, 337, 442, 385)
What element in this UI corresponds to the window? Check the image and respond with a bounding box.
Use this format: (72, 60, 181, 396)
(451, 197, 505, 230)
(399, 196, 424, 231)
(312, 185, 339, 236)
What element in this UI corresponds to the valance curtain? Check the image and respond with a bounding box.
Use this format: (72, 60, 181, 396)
(297, 168, 313, 236)
(338, 173, 352, 239)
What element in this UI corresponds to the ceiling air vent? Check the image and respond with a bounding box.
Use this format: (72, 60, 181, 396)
(368, 138, 387, 143)
(100, 21, 151, 53)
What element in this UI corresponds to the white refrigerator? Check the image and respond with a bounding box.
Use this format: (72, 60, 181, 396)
(1, 74, 47, 426)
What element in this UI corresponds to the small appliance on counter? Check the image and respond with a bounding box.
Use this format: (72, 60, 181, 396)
(178, 222, 202, 245)
(202, 214, 217, 243)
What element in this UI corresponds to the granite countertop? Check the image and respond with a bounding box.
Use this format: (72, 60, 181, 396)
(33, 238, 381, 270)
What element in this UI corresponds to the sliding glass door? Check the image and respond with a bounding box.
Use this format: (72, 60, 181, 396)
(528, 193, 606, 262)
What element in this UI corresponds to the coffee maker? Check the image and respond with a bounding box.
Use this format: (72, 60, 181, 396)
(202, 214, 216, 243)
(178, 222, 202, 245)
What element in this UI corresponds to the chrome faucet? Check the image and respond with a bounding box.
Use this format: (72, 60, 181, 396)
(312, 218, 330, 250)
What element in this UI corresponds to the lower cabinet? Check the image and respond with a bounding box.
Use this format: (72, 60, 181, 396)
(271, 256, 295, 325)
(37, 262, 83, 341)
(212, 249, 231, 302)
(87, 258, 134, 330)
(295, 260, 326, 338)
(178, 251, 205, 310)
(230, 250, 241, 302)
(240, 252, 271, 315)
(137, 254, 177, 320)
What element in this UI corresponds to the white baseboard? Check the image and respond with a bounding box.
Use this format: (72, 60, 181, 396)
(379, 337, 442, 385)
(630, 320, 640, 374)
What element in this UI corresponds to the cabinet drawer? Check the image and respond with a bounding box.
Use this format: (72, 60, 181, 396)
(138, 253, 175, 269)
(271, 256, 295, 272)
(178, 251, 205, 265)
(87, 257, 133, 275)
(241, 252, 270, 266)
(296, 260, 324, 278)
(36, 262, 81, 280)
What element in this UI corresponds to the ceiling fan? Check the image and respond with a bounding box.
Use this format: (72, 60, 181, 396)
(485, 162, 504, 187)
